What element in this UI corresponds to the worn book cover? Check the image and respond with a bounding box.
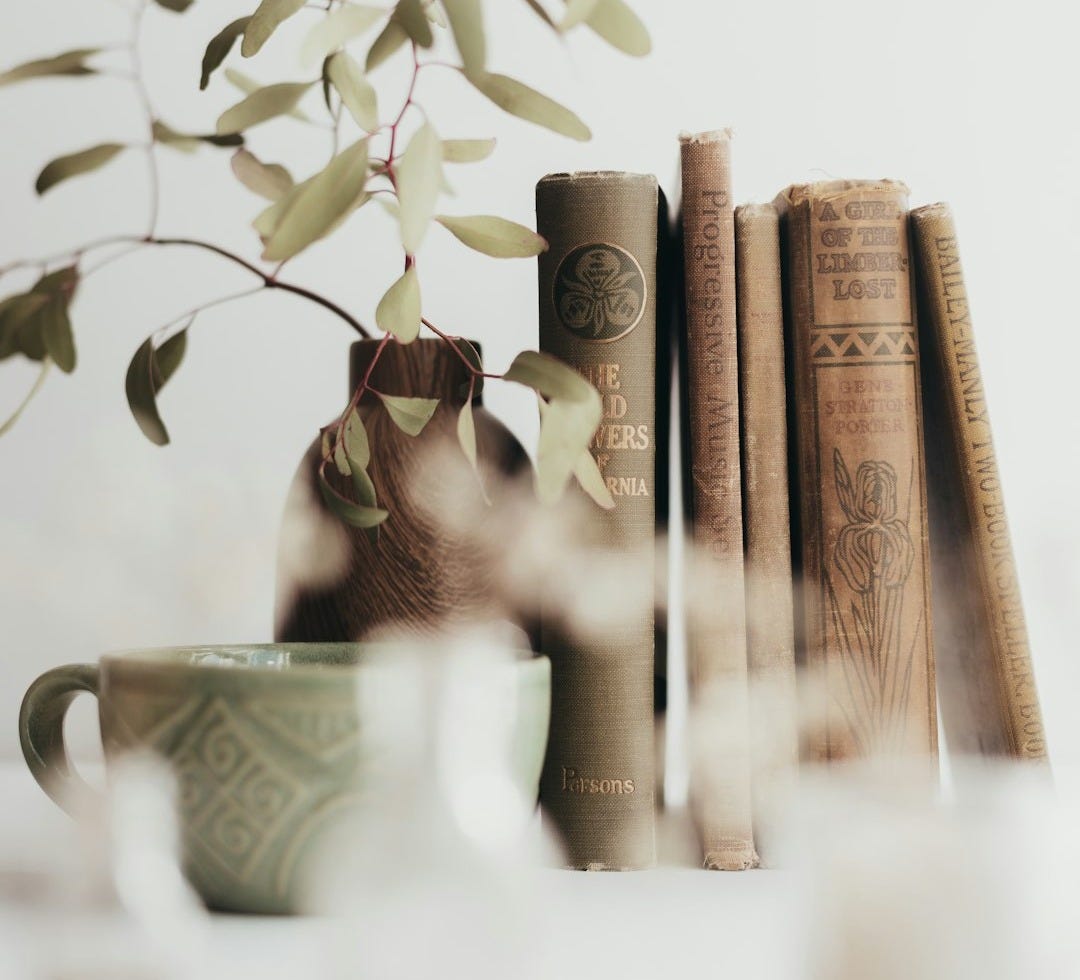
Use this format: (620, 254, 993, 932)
(775, 180, 937, 761)
(679, 131, 757, 870)
(911, 203, 1047, 763)
(536, 171, 657, 870)
(735, 202, 799, 862)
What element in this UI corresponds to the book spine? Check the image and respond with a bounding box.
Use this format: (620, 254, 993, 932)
(775, 180, 937, 761)
(679, 131, 757, 870)
(734, 202, 799, 863)
(535, 171, 657, 870)
(910, 203, 1047, 762)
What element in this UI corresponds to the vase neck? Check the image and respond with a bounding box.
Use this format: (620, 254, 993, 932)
(348, 338, 481, 405)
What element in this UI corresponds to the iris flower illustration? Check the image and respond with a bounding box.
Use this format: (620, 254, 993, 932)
(829, 449, 917, 753)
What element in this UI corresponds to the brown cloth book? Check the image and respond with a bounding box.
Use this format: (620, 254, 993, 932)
(775, 180, 937, 761)
(536, 171, 657, 870)
(735, 203, 799, 863)
(911, 203, 1048, 763)
(679, 131, 757, 870)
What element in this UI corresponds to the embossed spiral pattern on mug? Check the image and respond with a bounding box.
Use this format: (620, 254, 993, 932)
(154, 696, 360, 891)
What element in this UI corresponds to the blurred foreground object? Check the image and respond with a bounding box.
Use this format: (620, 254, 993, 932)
(298, 637, 560, 980)
(0, 754, 208, 980)
(794, 759, 1079, 980)
(19, 642, 550, 913)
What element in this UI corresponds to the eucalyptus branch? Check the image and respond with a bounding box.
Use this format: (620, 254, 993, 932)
(152, 285, 265, 341)
(421, 317, 499, 379)
(322, 330, 393, 465)
(144, 237, 371, 337)
(0, 0, 649, 512)
(3, 232, 371, 338)
(127, 0, 160, 237)
(0, 235, 138, 278)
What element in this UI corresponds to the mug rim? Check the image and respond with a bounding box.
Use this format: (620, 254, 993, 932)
(98, 641, 548, 678)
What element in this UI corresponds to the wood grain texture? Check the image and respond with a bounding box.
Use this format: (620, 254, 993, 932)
(274, 339, 529, 643)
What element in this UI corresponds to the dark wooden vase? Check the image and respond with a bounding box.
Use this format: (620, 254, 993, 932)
(274, 338, 529, 642)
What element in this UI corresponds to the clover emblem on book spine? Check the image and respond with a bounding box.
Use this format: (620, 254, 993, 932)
(554, 243, 647, 342)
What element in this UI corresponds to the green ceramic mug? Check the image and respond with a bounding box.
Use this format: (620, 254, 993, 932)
(19, 644, 551, 914)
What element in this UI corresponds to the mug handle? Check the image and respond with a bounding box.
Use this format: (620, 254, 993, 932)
(19, 664, 101, 816)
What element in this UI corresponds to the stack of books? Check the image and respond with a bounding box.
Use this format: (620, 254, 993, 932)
(534, 131, 1047, 871)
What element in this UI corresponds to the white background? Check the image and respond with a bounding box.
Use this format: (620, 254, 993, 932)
(1, 0, 1077, 771)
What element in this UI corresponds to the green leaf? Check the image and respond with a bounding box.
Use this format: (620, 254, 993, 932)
(224, 68, 313, 123)
(326, 52, 378, 131)
(0, 295, 25, 359)
(379, 393, 439, 436)
(0, 48, 99, 87)
(351, 465, 379, 513)
(126, 337, 172, 446)
(35, 143, 126, 195)
(505, 350, 603, 504)
(14, 301, 48, 361)
(261, 139, 369, 261)
(152, 0, 195, 12)
(584, 0, 650, 56)
(40, 298, 75, 373)
(423, 0, 447, 26)
(457, 397, 477, 468)
(520, 0, 557, 28)
(441, 0, 485, 73)
(318, 468, 388, 528)
(333, 439, 351, 476)
(435, 214, 547, 258)
(153, 329, 188, 390)
(343, 410, 378, 509)
(375, 266, 421, 343)
(318, 473, 388, 528)
(0, 293, 48, 361)
(200, 17, 250, 90)
(0, 360, 50, 437)
(441, 138, 495, 163)
(456, 396, 491, 504)
(366, 20, 409, 71)
(152, 120, 244, 152)
(453, 337, 484, 398)
(503, 349, 597, 403)
(559, 0, 600, 30)
(344, 408, 371, 469)
(231, 148, 293, 200)
(31, 265, 79, 299)
(465, 71, 591, 141)
(395, 122, 442, 254)
(242, 0, 307, 57)
(301, 4, 384, 67)
(573, 448, 614, 509)
(393, 0, 434, 47)
(217, 81, 313, 134)
(535, 395, 601, 504)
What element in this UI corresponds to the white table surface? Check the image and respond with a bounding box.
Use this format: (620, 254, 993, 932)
(0, 763, 801, 980)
